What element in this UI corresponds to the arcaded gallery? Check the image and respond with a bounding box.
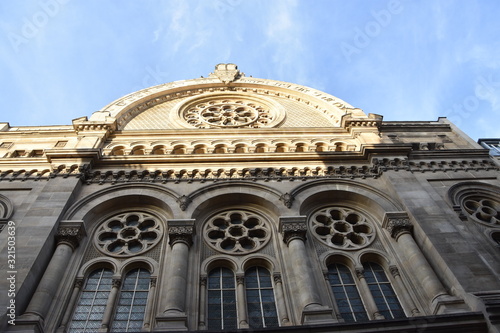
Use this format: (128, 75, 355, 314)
(0, 64, 499, 333)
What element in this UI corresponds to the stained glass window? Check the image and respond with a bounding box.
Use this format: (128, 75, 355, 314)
(327, 264, 368, 322)
(110, 268, 150, 332)
(363, 262, 405, 319)
(207, 267, 237, 330)
(245, 266, 279, 328)
(69, 268, 113, 333)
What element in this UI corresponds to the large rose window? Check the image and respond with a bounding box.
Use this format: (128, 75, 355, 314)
(203, 210, 271, 254)
(182, 98, 275, 129)
(462, 197, 500, 226)
(95, 212, 163, 257)
(310, 207, 375, 250)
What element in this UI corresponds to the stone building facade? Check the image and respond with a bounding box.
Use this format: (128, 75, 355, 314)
(1, 64, 499, 333)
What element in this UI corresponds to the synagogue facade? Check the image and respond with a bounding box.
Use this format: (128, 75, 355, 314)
(0, 64, 499, 333)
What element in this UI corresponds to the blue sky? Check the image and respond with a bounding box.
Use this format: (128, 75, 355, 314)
(1, 0, 499, 140)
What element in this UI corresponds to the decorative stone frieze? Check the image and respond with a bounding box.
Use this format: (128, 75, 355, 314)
(279, 216, 308, 245)
(383, 212, 413, 239)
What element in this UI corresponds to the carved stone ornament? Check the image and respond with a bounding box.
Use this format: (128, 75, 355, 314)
(273, 273, 282, 284)
(355, 268, 365, 280)
(280, 193, 294, 208)
(280, 216, 307, 245)
(56, 222, 85, 250)
(209, 63, 243, 84)
(382, 212, 413, 239)
(168, 225, 194, 247)
(176, 195, 192, 211)
(112, 279, 122, 288)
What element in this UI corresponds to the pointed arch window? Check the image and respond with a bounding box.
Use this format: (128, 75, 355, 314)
(326, 263, 368, 322)
(245, 266, 279, 328)
(110, 268, 150, 332)
(69, 268, 113, 332)
(363, 262, 405, 319)
(207, 267, 237, 330)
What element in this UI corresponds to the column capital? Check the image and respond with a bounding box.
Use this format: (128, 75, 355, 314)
(168, 219, 195, 247)
(382, 212, 413, 239)
(279, 216, 307, 245)
(273, 273, 282, 284)
(236, 275, 245, 285)
(56, 220, 86, 250)
(354, 267, 365, 280)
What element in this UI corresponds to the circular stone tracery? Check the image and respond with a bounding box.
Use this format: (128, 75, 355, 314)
(95, 212, 163, 257)
(203, 210, 271, 254)
(183, 98, 275, 128)
(310, 207, 375, 250)
(462, 197, 500, 226)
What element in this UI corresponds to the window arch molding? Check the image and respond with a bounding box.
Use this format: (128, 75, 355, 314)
(62, 183, 179, 223)
(119, 257, 158, 277)
(202, 257, 239, 275)
(448, 181, 500, 227)
(186, 181, 285, 220)
(241, 255, 277, 273)
(76, 257, 119, 280)
(291, 179, 404, 221)
(0, 193, 14, 221)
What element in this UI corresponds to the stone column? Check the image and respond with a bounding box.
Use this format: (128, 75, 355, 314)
(383, 212, 464, 314)
(389, 266, 420, 316)
(20, 221, 85, 325)
(273, 273, 290, 325)
(236, 275, 249, 328)
(100, 279, 121, 331)
(198, 276, 207, 330)
(355, 268, 384, 320)
(279, 216, 335, 325)
(157, 219, 195, 331)
(142, 278, 157, 330)
(56, 278, 84, 332)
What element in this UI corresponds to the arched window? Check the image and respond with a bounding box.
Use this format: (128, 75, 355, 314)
(363, 262, 405, 319)
(245, 266, 278, 328)
(110, 268, 150, 332)
(207, 267, 237, 330)
(326, 264, 368, 322)
(69, 268, 113, 332)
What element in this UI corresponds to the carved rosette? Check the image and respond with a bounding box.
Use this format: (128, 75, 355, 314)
(168, 225, 194, 247)
(56, 225, 85, 250)
(280, 217, 308, 245)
